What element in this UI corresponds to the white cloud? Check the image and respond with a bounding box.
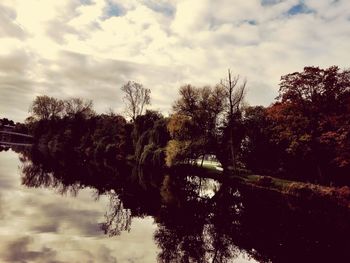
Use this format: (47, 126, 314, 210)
(0, 0, 350, 121)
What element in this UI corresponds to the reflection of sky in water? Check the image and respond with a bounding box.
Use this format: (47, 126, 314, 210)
(0, 150, 257, 263)
(186, 176, 221, 198)
(0, 151, 159, 263)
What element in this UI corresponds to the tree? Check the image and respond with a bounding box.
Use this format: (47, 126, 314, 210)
(29, 95, 64, 120)
(121, 81, 151, 122)
(167, 113, 193, 141)
(173, 85, 226, 135)
(64, 98, 95, 118)
(219, 70, 246, 171)
(0, 118, 15, 127)
(132, 110, 169, 166)
(268, 66, 350, 184)
(167, 84, 226, 166)
(173, 84, 200, 117)
(242, 106, 281, 175)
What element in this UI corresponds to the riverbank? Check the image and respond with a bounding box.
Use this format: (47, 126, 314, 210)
(190, 162, 350, 209)
(232, 174, 350, 209)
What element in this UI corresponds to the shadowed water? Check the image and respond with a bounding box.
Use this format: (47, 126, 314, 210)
(0, 145, 349, 262)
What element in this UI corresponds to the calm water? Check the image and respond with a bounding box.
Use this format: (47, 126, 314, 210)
(0, 146, 349, 262)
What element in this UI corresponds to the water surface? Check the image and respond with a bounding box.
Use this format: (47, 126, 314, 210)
(0, 150, 159, 262)
(0, 147, 349, 263)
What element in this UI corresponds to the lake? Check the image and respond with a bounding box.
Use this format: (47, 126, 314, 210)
(0, 146, 349, 262)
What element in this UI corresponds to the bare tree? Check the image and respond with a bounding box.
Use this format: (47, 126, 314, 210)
(221, 70, 246, 117)
(220, 70, 247, 171)
(121, 81, 151, 121)
(29, 95, 64, 120)
(64, 98, 95, 118)
(173, 84, 200, 116)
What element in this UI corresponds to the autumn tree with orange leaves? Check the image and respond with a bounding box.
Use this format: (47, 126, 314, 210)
(267, 66, 350, 184)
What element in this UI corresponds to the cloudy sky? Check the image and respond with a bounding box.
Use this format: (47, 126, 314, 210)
(0, 0, 349, 122)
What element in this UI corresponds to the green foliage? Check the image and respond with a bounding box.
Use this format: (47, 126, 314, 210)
(30, 113, 129, 163)
(139, 143, 155, 165)
(132, 110, 170, 167)
(23, 66, 350, 187)
(168, 84, 228, 167)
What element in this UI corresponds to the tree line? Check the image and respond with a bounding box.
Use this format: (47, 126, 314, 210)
(23, 66, 350, 186)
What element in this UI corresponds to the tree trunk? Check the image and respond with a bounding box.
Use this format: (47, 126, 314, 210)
(230, 126, 236, 172)
(201, 154, 205, 167)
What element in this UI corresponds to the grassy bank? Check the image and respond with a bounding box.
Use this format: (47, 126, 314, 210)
(232, 173, 350, 209)
(178, 162, 350, 209)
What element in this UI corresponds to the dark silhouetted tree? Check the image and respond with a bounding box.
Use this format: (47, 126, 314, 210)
(64, 98, 95, 118)
(29, 95, 64, 120)
(121, 81, 151, 122)
(219, 70, 246, 171)
(167, 84, 226, 166)
(268, 66, 350, 184)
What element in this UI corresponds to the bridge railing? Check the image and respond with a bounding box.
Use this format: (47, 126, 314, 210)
(0, 131, 33, 138)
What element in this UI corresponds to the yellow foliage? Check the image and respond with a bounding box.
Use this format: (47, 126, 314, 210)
(165, 139, 191, 167)
(167, 114, 192, 139)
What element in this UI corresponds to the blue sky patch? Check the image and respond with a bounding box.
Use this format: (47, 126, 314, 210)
(103, 1, 125, 18)
(287, 2, 314, 15)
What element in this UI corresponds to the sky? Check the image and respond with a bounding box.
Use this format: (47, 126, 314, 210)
(0, 0, 349, 122)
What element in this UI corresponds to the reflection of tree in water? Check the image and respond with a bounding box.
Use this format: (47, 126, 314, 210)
(17, 147, 161, 235)
(100, 193, 131, 236)
(18, 148, 245, 262)
(15, 148, 271, 262)
(20, 153, 80, 196)
(155, 177, 244, 263)
(18, 146, 131, 196)
(16, 147, 350, 263)
(155, 177, 246, 262)
(154, 175, 350, 263)
(206, 185, 243, 263)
